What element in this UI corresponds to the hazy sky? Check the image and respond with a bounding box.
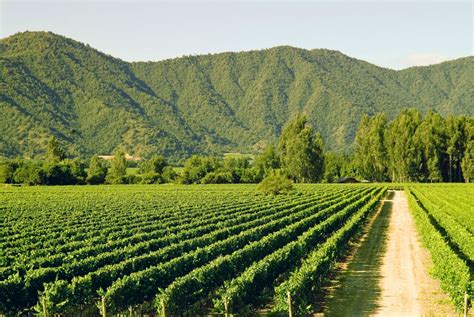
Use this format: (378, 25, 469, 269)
(1, 0, 473, 69)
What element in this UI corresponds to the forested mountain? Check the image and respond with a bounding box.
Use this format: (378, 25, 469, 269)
(1, 31, 473, 160)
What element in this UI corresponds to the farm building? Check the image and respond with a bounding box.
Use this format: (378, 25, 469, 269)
(335, 177, 360, 183)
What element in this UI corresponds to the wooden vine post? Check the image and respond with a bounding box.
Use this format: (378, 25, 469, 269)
(464, 292, 469, 317)
(42, 296, 48, 317)
(223, 298, 229, 317)
(161, 299, 166, 317)
(287, 291, 293, 317)
(101, 296, 107, 317)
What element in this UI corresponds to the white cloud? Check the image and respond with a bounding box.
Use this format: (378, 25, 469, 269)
(399, 53, 451, 68)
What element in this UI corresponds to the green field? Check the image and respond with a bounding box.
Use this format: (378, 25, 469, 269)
(406, 184, 474, 308)
(0, 184, 385, 315)
(0, 184, 472, 316)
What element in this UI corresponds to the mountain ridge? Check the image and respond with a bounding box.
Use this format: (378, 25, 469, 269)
(1, 31, 473, 160)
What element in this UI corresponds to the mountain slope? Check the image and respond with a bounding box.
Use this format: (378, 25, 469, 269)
(1, 31, 473, 160)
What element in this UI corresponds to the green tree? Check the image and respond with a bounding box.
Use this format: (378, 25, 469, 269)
(86, 155, 107, 185)
(46, 136, 65, 163)
(461, 141, 474, 183)
(0, 160, 16, 183)
(139, 155, 167, 174)
(13, 161, 45, 185)
(180, 155, 220, 184)
(414, 110, 448, 182)
(354, 113, 388, 182)
(385, 108, 422, 182)
(460, 119, 474, 182)
(278, 113, 325, 183)
(324, 152, 347, 183)
(446, 115, 469, 182)
(43, 163, 76, 185)
(257, 170, 294, 195)
(254, 144, 280, 179)
(109, 150, 127, 179)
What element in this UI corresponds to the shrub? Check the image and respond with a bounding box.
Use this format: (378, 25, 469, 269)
(201, 171, 233, 184)
(139, 172, 163, 184)
(257, 173, 294, 195)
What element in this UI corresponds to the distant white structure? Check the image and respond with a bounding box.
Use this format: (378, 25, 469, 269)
(98, 153, 142, 161)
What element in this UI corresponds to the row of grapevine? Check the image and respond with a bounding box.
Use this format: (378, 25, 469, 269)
(157, 187, 383, 315)
(23, 189, 354, 308)
(3, 189, 323, 272)
(0, 184, 380, 315)
(2, 190, 344, 310)
(405, 186, 472, 311)
(270, 188, 385, 315)
(409, 187, 474, 262)
(93, 188, 373, 313)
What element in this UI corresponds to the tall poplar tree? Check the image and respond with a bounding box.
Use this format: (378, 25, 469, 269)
(46, 136, 65, 163)
(111, 150, 127, 176)
(385, 108, 422, 182)
(278, 113, 324, 183)
(355, 113, 388, 181)
(414, 110, 448, 182)
(446, 115, 470, 182)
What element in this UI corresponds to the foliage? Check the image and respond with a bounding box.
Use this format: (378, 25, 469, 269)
(0, 184, 382, 314)
(43, 163, 77, 185)
(406, 186, 473, 310)
(86, 155, 108, 185)
(355, 109, 473, 183)
(254, 144, 280, 179)
(46, 136, 66, 163)
(323, 152, 358, 182)
(0, 160, 17, 183)
(201, 171, 234, 184)
(179, 155, 220, 184)
(139, 155, 167, 175)
(355, 113, 388, 181)
(162, 166, 178, 183)
(257, 172, 294, 195)
(106, 150, 127, 184)
(279, 113, 325, 183)
(2, 32, 474, 161)
(12, 161, 45, 185)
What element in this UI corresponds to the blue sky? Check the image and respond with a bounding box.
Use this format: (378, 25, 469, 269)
(1, 0, 472, 69)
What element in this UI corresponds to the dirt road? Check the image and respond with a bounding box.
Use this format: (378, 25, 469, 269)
(321, 190, 455, 316)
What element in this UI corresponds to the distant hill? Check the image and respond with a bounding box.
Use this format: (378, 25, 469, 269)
(1, 31, 473, 160)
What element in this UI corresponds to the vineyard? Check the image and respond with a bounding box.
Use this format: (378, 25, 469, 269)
(0, 184, 385, 316)
(406, 185, 474, 310)
(2, 184, 473, 316)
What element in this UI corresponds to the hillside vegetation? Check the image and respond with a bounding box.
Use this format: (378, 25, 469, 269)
(1, 31, 474, 160)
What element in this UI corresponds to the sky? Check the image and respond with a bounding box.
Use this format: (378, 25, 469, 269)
(1, 0, 473, 69)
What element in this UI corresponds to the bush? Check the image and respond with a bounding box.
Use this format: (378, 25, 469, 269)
(13, 162, 45, 185)
(86, 155, 107, 185)
(201, 171, 233, 184)
(180, 156, 220, 184)
(105, 174, 128, 184)
(162, 166, 178, 183)
(43, 163, 77, 185)
(0, 161, 16, 183)
(239, 167, 262, 183)
(257, 173, 294, 195)
(139, 172, 162, 184)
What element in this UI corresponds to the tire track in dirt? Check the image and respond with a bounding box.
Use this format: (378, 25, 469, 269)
(320, 190, 455, 316)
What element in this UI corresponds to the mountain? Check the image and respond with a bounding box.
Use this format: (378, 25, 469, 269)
(1, 31, 473, 160)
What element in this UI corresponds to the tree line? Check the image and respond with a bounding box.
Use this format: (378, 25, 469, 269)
(354, 109, 473, 183)
(0, 109, 472, 185)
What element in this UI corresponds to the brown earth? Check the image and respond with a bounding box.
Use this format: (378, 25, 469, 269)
(319, 190, 457, 316)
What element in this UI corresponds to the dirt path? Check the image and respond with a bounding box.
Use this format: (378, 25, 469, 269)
(320, 190, 456, 316)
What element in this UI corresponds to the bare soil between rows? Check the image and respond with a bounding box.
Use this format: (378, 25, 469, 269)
(318, 190, 456, 316)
